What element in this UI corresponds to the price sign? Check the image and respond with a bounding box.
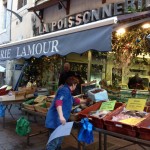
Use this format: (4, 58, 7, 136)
(126, 98, 146, 111)
(99, 100, 116, 111)
(119, 118, 145, 125)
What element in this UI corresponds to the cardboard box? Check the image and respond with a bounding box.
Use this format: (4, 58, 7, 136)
(0, 95, 15, 101)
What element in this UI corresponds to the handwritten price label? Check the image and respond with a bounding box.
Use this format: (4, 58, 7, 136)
(126, 98, 146, 111)
(99, 100, 116, 111)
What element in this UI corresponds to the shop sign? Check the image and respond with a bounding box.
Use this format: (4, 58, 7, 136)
(0, 40, 59, 59)
(0, 25, 113, 60)
(39, 0, 150, 33)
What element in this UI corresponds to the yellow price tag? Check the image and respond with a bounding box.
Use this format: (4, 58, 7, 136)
(119, 118, 145, 125)
(126, 98, 146, 111)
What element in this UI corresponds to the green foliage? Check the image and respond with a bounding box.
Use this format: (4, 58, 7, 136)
(112, 25, 150, 67)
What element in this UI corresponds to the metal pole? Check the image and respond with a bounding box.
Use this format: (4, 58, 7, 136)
(105, 54, 108, 80)
(6, 9, 22, 22)
(87, 50, 92, 82)
(99, 132, 102, 150)
(104, 133, 107, 150)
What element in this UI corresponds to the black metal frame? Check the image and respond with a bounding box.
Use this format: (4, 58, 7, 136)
(94, 128, 150, 150)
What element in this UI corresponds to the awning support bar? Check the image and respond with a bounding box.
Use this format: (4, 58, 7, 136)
(33, 10, 43, 23)
(102, 0, 106, 4)
(58, 0, 70, 15)
(33, 10, 46, 34)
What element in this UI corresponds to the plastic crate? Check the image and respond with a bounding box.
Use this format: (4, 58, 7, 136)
(138, 114, 150, 141)
(104, 105, 150, 137)
(78, 101, 124, 129)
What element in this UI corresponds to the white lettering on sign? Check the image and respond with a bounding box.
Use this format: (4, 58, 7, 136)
(0, 49, 11, 59)
(16, 40, 59, 57)
(43, 42, 48, 54)
(28, 44, 36, 55)
(35, 43, 42, 54)
(51, 40, 59, 52)
(39, 0, 150, 33)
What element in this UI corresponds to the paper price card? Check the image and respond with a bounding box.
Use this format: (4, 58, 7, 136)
(126, 98, 146, 111)
(119, 118, 145, 125)
(99, 100, 116, 111)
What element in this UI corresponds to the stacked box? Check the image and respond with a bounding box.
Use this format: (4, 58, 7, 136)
(87, 88, 108, 102)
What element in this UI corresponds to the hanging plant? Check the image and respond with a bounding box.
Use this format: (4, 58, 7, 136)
(112, 25, 150, 69)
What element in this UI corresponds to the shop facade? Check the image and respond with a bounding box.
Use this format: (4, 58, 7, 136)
(0, 0, 13, 86)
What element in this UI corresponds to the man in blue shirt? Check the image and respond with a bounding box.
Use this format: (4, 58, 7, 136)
(46, 76, 86, 150)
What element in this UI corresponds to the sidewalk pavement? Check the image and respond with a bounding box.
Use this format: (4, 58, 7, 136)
(0, 104, 150, 150)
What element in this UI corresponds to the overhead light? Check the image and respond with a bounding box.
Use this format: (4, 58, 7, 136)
(116, 28, 126, 36)
(142, 23, 150, 29)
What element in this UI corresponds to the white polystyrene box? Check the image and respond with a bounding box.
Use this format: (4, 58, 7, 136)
(87, 88, 108, 102)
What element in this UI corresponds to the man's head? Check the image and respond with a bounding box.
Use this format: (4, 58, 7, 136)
(64, 62, 70, 72)
(135, 73, 139, 78)
(66, 76, 79, 91)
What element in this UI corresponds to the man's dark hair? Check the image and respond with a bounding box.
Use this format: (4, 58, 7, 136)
(65, 76, 79, 86)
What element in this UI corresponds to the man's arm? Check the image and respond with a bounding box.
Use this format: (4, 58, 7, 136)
(56, 106, 66, 125)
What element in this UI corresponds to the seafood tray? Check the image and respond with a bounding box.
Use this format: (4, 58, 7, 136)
(104, 105, 150, 137)
(78, 101, 123, 129)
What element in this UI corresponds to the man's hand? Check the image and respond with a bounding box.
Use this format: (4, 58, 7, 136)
(59, 115, 66, 125)
(80, 98, 92, 105)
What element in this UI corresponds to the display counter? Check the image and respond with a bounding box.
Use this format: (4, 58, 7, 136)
(0, 96, 26, 128)
(108, 89, 150, 102)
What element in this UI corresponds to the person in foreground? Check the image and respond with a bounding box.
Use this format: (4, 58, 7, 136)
(45, 76, 87, 150)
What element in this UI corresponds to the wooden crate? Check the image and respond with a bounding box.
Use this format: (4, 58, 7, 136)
(34, 95, 47, 103)
(34, 102, 51, 114)
(12, 91, 25, 100)
(22, 99, 37, 111)
(25, 88, 36, 99)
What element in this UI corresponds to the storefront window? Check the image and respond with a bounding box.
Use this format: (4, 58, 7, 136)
(19, 56, 62, 92)
(17, 0, 27, 10)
